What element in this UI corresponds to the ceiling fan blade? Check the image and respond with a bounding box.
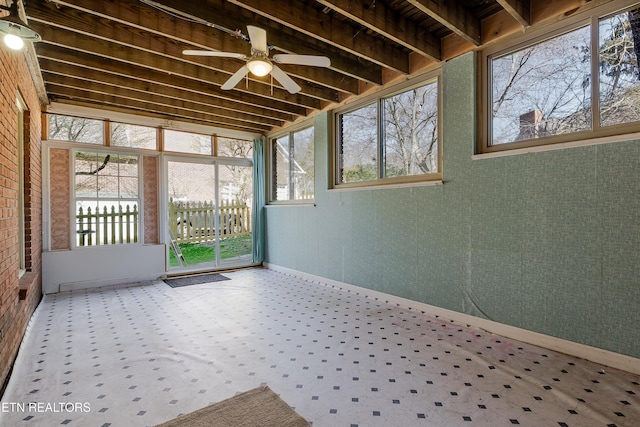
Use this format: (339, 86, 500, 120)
(247, 25, 268, 53)
(273, 54, 331, 67)
(183, 50, 245, 59)
(221, 65, 250, 90)
(270, 65, 301, 94)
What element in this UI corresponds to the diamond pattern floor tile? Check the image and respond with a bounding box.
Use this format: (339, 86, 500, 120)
(1, 268, 638, 426)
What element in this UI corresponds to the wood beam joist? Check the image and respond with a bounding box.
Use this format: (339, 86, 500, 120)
(316, 0, 441, 61)
(496, 0, 531, 27)
(42, 75, 275, 133)
(137, 0, 382, 88)
(36, 44, 305, 120)
(46, 84, 268, 133)
(228, 0, 411, 74)
(40, 64, 286, 129)
(405, 0, 481, 46)
(28, 21, 325, 110)
(32, 0, 359, 95)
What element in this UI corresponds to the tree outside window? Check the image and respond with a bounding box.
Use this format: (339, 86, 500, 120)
(336, 78, 440, 186)
(488, 4, 640, 148)
(271, 126, 314, 202)
(47, 114, 103, 143)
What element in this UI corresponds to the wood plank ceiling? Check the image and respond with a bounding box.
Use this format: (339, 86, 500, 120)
(21, 0, 583, 134)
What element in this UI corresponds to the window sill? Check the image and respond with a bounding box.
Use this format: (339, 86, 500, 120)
(18, 271, 38, 301)
(474, 131, 640, 160)
(331, 179, 443, 192)
(266, 202, 316, 208)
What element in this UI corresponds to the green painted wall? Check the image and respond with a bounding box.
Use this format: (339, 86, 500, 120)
(265, 52, 640, 359)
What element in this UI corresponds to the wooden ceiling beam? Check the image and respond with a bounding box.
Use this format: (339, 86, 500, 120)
(33, 0, 359, 95)
(42, 74, 276, 132)
(129, 0, 383, 86)
(496, 0, 531, 27)
(227, 0, 411, 74)
(405, 0, 481, 46)
(36, 44, 305, 119)
(315, 0, 441, 61)
(29, 21, 325, 110)
(40, 65, 286, 129)
(45, 84, 269, 133)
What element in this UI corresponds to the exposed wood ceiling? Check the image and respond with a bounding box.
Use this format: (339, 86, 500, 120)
(20, 0, 585, 134)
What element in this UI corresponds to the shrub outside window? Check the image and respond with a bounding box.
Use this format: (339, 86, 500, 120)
(483, 2, 640, 152)
(270, 126, 315, 202)
(335, 77, 440, 187)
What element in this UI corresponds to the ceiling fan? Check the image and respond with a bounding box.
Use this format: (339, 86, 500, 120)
(183, 26, 330, 94)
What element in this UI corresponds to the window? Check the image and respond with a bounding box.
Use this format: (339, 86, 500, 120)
(111, 122, 157, 150)
(48, 114, 104, 143)
(482, 2, 640, 152)
(599, 6, 640, 127)
(335, 76, 440, 187)
(74, 150, 140, 246)
(217, 136, 253, 158)
(44, 113, 255, 158)
(164, 129, 212, 155)
(339, 104, 378, 184)
(270, 126, 315, 202)
(17, 96, 26, 276)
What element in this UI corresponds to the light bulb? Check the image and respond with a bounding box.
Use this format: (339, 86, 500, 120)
(247, 59, 272, 77)
(4, 32, 24, 50)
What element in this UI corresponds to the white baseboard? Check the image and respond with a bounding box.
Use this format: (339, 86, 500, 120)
(264, 263, 640, 376)
(59, 275, 161, 293)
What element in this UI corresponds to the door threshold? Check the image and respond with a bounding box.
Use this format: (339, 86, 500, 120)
(164, 263, 263, 279)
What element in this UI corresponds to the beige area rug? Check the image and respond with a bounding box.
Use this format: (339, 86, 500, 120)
(155, 385, 312, 427)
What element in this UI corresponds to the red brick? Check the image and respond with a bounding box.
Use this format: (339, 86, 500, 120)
(0, 45, 43, 387)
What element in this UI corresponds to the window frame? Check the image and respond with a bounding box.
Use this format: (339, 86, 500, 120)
(44, 112, 255, 158)
(332, 71, 442, 189)
(72, 147, 143, 248)
(479, 0, 640, 154)
(268, 121, 316, 204)
(109, 121, 159, 150)
(17, 95, 26, 277)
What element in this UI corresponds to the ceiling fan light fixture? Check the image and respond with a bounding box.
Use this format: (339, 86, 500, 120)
(0, 1, 41, 51)
(247, 58, 272, 77)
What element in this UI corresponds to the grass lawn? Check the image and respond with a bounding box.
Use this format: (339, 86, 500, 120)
(169, 236, 252, 267)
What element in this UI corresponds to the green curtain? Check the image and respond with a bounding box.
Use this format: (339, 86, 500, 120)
(252, 137, 266, 263)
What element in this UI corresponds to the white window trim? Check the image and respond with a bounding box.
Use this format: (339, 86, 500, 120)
(17, 95, 26, 277)
(71, 147, 144, 249)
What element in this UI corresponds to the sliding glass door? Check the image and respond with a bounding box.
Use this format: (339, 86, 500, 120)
(166, 157, 253, 273)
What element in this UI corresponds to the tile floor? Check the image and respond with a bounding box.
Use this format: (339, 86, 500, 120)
(1, 268, 638, 426)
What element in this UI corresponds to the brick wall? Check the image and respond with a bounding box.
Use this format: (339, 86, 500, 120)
(0, 45, 43, 390)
